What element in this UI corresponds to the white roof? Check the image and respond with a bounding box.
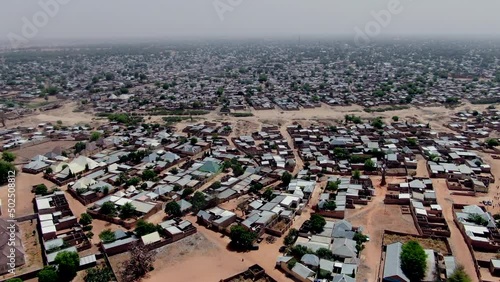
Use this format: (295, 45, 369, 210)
(141, 231, 161, 245)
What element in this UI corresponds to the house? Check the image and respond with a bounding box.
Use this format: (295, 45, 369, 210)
(0, 219, 25, 274)
(383, 242, 409, 282)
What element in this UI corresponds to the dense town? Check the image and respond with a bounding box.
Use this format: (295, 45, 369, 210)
(0, 39, 500, 282)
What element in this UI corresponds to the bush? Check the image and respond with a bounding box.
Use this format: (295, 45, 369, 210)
(400, 241, 427, 282)
(2, 151, 16, 162)
(84, 266, 114, 282)
(447, 265, 472, 282)
(281, 171, 292, 186)
(99, 229, 116, 243)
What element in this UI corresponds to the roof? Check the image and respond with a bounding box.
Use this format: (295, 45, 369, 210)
(383, 242, 409, 282)
(300, 254, 320, 267)
(291, 262, 315, 279)
(141, 231, 161, 245)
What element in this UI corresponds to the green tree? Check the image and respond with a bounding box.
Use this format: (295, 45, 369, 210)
(119, 202, 137, 219)
(74, 141, 86, 154)
(2, 151, 16, 162)
(400, 241, 427, 282)
(84, 266, 114, 282)
(323, 201, 337, 211)
(229, 225, 257, 249)
(181, 187, 194, 199)
(364, 159, 376, 171)
(100, 201, 117, 216)
(54, 251, 80, 281)
(6, 278, 23, 282)
(165, 201, 182, 217)
(99, 229, 116, 243)
(38, 266, 59, 282)
(281, 171, 292, 186)
(284, 228, 298, 246)
(0, 160, 16, 185)
(326, 180, 340, 191)
(310, 214, 326, 233)
(79, 213, 93, 226)
(35, 184, 48, 195)
(90, 131, 101, 141)
(486, 138, 499, 147)
(190, 191, 206, 211)
(392, 116, 399, 122)
(135, 219, 158, 237)
(352, 169, 361, 180)
(315, 247, 334, 260)
(263, 188, 276, 201)
(447, 265, 472, 282)
(141, 169, 156, 181)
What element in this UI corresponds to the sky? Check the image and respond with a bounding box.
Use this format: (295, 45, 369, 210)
(1, 0, 499, 44)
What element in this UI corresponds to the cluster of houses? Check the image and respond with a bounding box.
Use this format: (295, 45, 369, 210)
(276, 219, 361, 282)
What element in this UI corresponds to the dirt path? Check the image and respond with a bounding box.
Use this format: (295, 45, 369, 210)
(433, 179, 480, 282)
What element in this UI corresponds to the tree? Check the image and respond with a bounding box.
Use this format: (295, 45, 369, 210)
(2, 151, 16, 162)
(447, 265, 472, 282)
(190, 137, 198, 145)
(263, 188, 276, 201)
(281, 171, 292, 186)
(141, 169, 156, 181)
(79, 213, 93, 226)
(84, 266, 114, 282)
(35, 184, 48, 195)
(99, 229, 116, 243)
(400, 241, 427, 282)
(486, 138, 499, 147)
(190, 191, 206, 211)
(288, 245, 313, 259)
(135, 219, 158, 237)
(310, 214, 326, 233)
(315, 247, 335, 260)
(229, 225, 257, 250)
(0, 160, 16, 185)
(371, 117, 384, 129)
(392, 116, 399, 122)
(352, 169, 361, 180)
(119, 202, 137, 219)
(284, 228, 298, 246)
(323, 201, 337, 211)
(45, 167, 53, 174)
(165, 201, 182, 217)
(38, 266, 59, 282)
(364, 159, 376, 171)
(181, 187, 194, 199)
(74, 141, 86, 154)
(90, 131, 101, 141)
(6, 278, 23, 282)
(100, 201, 117, 216)
(326, 180, 340, 191)
(54, 251, 80, 281)
(120, 242, 156, 281)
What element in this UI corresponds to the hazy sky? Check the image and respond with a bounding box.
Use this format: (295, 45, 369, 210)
(1, 0, 499, 43)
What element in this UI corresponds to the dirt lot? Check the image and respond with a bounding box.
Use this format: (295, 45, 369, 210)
(12, 140, 77, 163)
(346, 176, 418, 282)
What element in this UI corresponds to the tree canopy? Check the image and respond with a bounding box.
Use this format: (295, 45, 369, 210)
(281, 171, 293, 186)
(99, 229, 116, 243)
(135, 219, 158, 237)
(165, 201, 182, 217)
(38, 266, 59, 282)
(229, 225, 257, 250)
(100, 201, 117, 216)
(79, 213, 93, 226)
(400, 241, 427, 282)
(119, 202, 137, 219)
(0, 160, 16, 185)
(54, 251, 80, 281)
(309, 214, 326, 233)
